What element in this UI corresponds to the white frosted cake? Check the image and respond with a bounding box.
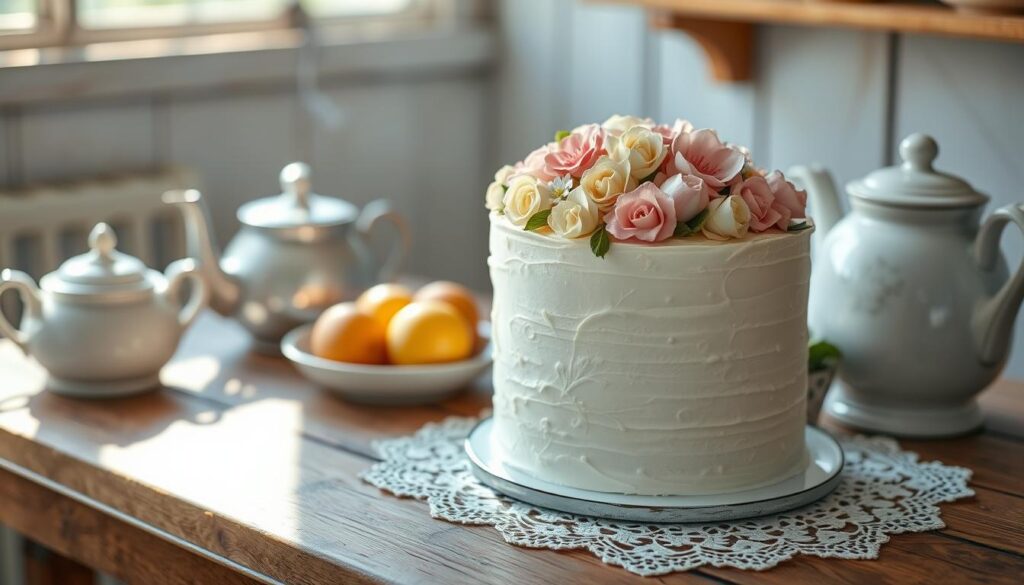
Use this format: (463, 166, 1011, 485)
(485, 115, 812, 496)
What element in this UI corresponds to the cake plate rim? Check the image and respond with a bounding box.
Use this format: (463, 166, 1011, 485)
(464, 417, 843, 523)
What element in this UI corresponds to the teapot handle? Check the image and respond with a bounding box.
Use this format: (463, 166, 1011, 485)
(355, 199, 412, 283)
(0, 269, 41, 355)
(973, 204, 1024, 366)
(164, 259, 210, 330)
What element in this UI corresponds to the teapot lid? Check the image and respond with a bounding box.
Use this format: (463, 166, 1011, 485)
(237, 162, 359, 229)
(847, 133, 988, 208)
(47, 223, 153, 295)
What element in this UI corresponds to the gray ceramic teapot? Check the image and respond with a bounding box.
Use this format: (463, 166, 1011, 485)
(163, 162, 410, 352)
(0, 223, 208, 397)
(790, 134, 1024, 437)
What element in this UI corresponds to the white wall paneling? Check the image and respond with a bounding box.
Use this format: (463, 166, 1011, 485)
(405, 78, 489, 289)
(655, 30, 756, 149)
(166, 91, 301, 245)
(894, 35, 1024, 377)
(566, 3, 650, 128)
(18, 102, 156, 184)
(495, 0, 566, 165)
(759, 27, 892, 203)
(0, 112, 9, 186)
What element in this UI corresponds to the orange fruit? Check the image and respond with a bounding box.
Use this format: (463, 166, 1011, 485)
(356, 283, 413, 328)
(414, 281, 479, 332)
(310, 302, 388, 364)
(386, 301, 474, 365)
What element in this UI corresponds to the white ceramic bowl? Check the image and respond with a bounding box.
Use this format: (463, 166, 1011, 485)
(281, 323, 492, 405)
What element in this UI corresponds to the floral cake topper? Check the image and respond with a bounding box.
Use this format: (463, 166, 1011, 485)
(486, 115, 810, 257)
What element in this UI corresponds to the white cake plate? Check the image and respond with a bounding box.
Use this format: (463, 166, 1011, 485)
(465, 417, 843, 523)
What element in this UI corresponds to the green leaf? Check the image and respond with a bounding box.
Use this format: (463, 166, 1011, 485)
(524, 209, 552, 231)
(788, 221, 811, 232)
(590, 224, 610, 258)
(674, 209, 710, 238)
(686, 208, 710, 232)
(640, 170, 659, 184)
(554, 130, 571, 143)
(718, 186, 731, 196)
(808, 340, 841, 372)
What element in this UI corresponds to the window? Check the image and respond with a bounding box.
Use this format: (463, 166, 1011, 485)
(0, 0, 425, 49)
(0, 1, 37, 33)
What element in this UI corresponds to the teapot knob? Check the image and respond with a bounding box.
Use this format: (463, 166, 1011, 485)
(899, 133, 938, 172)
(280, 162, 312, 211)
(89, 223, 118, 259)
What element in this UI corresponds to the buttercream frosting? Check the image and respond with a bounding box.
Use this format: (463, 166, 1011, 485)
(488, 214, 812, 495)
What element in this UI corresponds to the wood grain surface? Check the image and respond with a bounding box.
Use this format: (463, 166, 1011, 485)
(609, 0, 1024, 42)
(1, 312, 1023, 584)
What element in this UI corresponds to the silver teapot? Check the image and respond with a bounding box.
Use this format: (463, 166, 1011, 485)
(164, 162, 410, 351)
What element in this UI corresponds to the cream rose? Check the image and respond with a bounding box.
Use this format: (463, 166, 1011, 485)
(485, 181, 505, 211)
(608, 126, 668, 180)
(548, 187, 600, 238)
(702, 195, 751, 240)
(503, 175, 552, 226)
(602, 114, 654, 135)
(494, 164, 516, 186)
(579, 155, 637, 210)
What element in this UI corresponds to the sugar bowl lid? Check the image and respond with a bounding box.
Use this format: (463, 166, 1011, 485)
(46, 223, 153, 296)
(236, 162, 359, 229)
(847, 133, 988, 208)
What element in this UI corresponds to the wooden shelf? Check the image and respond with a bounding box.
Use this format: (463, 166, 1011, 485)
(615, 0, 1024, 82)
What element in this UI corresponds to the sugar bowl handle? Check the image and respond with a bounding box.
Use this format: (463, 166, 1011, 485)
(0, 269, 41, 355)
(164, 259, 209, 331)
(356, 199, 412, 283)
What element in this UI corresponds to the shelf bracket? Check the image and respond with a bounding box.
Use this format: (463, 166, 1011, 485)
(651, 13, 754, 83)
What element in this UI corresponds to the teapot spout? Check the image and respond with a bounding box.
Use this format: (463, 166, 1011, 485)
(787, 165, 844, 237)
(973, 204, 1024, 366)
(162, 189, 242, 318)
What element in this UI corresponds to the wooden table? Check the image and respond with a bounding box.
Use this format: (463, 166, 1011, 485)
(1, 312, 1022, 584)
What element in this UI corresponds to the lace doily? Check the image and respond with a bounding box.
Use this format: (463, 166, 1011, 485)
(361, 416, 974, 576)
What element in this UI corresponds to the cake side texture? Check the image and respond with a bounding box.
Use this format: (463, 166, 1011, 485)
(489, 214, 811, 496)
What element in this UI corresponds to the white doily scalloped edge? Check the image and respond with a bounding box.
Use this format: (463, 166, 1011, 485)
(360, 416, 974, 576)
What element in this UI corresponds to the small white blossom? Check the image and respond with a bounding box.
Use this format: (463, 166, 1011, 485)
(548, 174, 574, 201)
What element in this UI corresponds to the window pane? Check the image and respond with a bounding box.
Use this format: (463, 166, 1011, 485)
(78, 0, 291, 29)
(305, 0, 414, 18)
(79, 0, 417, 29)
(0, 0, 36, 32)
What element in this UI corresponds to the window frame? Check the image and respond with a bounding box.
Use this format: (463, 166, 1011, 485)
(0, 0, 437, 50)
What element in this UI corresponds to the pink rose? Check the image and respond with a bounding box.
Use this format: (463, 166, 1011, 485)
(766, 171, 807, 224)
(513, 143, 558, 182)
(544, 124, 606, 178)
(652, 118, 693, 148)
(668, 128, 746, 189)
(605, 183, 677, 243)
(660, 173, 709, 223)
(732, 175, 782, 232)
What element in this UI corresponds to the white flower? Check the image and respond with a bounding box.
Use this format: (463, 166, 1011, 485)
(548, 174, 573, 200)
(503, 175, 552, 226)
(702, 196, 751, 240)
(602, 114, 654, 135)
(548, 187, 599, 239)
(485, 181, 505, 212)
(494, 164, 516, 186)
(579, 155, 637, 211)
(607, 126, 668, 180)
